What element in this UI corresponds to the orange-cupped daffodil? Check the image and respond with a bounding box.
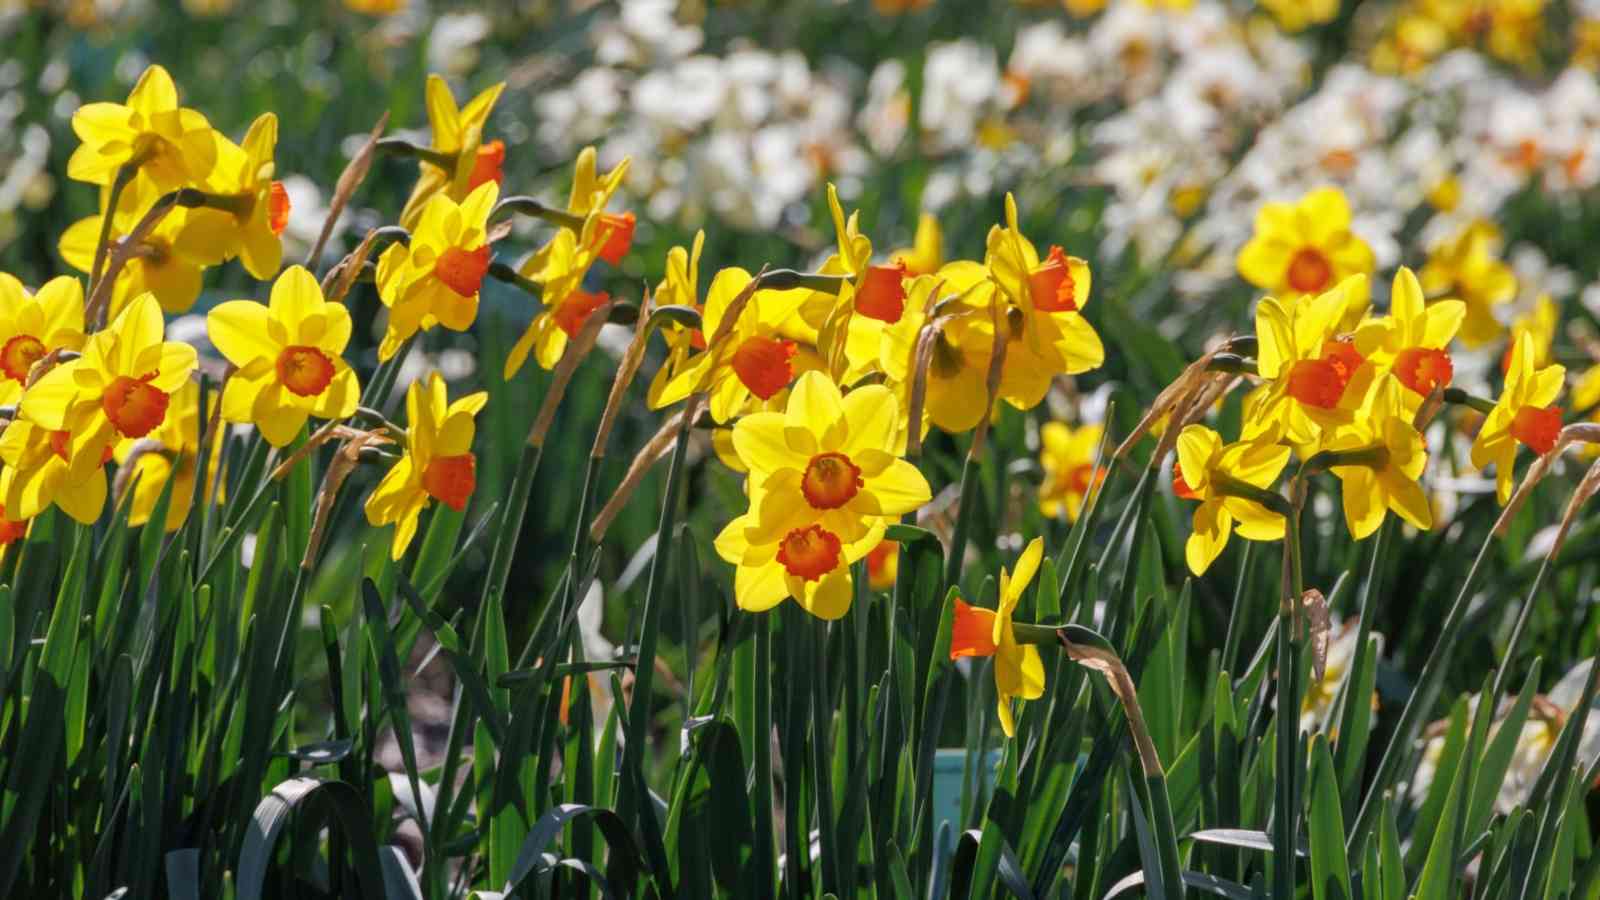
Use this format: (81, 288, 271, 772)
(646, 230, 709, 407)
(20, 292, 198, 471)
(1325, 378, 1432, 538)
(984, 193, 1103, 377)
(1418, 219, 1516, 348)
(1237, 187, 1376, 312)
(713, 371, 931, 620)
(1354, 267, 1464, 405)
(949, 537, 1048, 737)
(400, 74, 507, 229)
(880, 271, 997, 436)
(1244, 275, 1370, 451)
(377, 181, 497, 361)
(179, 112, 290, 281)
(813, 184, 909, 382)
(365, 372, 488, 560)
(0, 274, 86, 406)
(207, 265, 360, 447)
(1038, 421, 1105, 521)
(67, 64, 218, 191)
(113, 379, 224, 531)
(59, 177, 209, 315)
(650, 268, 816, 423)
(1173, 424, 1291, 575)
(1471, 331, 1566, 504)
(0, 419, 108, 524)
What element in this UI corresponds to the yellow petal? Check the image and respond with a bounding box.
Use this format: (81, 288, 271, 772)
(208, 300, 278, 366)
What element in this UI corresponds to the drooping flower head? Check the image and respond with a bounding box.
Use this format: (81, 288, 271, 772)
(1173, 424, 1291, 575)
(399, 74, 507, 229)
(948, 537, 1048, 737)
(59, 177, 209, 315)
(714, 372, 932, 620)
(208, 266, 361, 446)
(365, 372, 488, 560)
(377, 181, 498, 360)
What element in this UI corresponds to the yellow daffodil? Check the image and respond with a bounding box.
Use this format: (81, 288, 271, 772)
(984, 193, 1104, 377)
(1325, 378, 1432, 537)
(1173, 425, 1291, 575)
(1038, 422, 1105, 521)
(948, 537, 1048, 737)
(179, 112, 290, 281)
(113, 379, 224, 531)
(647, 231, 708, 408)
(59, 177, 209, 315)
(207, 266, 360, 447)
(67, 64, 218, 190)
(650, 268, 816, 423)
(400, 75, 507, 229)
(0, 419, 108, 524)
(1237, 188, 1375, 313)
(1471, 331, 1565, 503)
(20, 292, 198, 471)
(880, 270, 998, 436)
(713, 372, 932, 620)
(506, 148, 635, 377)
(813, 184, 912, 382)
(1418, 220, 1516, 348)
(1353, 267, 1463, 406)
(1259, 0, 1340, 31)
(0, 274, 86, 406)
(365, 372, 488, 560)
(889, 212, 944, 277)
(377, 181, 497, 361)
(1244, 275, 1370, 450)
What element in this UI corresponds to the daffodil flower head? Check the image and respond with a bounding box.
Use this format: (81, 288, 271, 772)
(647, 231, 709, 408)
(208, 266, 361, 447)
(1418, 219, 1517, 348)
(1245, 275, 1370, 451)
(712, 372, 931, 620)
(364, 372, 488, 560)
(113, 379, 225, 531)
(650, 268, 815, 423)
(948, 537, 1048, 737)
(1236, 186, 1376, 308)
(58, 178, 209, 315)
(20, 292, 198, 472)
(399, 74, 508, 229)
(0, 274, 86, 406)
(880, 269, 998, 436)
(982, 194, 1103, 379)
(1174, 424, 1291, 575)
(1038, 422, 1105, 521)
(1353, 267, 1463, 404)
(179, 112, 290, 281)
(1325, 378, 1433, 538)
(813, 183, 905, 383)
(377, 181, 498, 361)
(1471, 331, 1566, 504)
(0, 419, 108, 525)
(67, 64, 218, 190)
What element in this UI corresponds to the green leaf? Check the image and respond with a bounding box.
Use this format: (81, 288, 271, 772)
(1307, 736, 1352, 900)
(235, 777, 386, 900)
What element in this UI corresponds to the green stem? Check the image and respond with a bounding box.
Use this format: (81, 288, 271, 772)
(1489, 544, 1559, 701)
(942, 454, 981, 591)
(493, 195, 587, 231)
(375, 137, 457, 170)
(1442, 387, 1496, 416)
(487, 261, 543, 298)
(754, 269, 851, 293)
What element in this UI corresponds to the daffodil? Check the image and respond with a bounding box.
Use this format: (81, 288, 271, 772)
(506, 148, 634, 377)
(58, 177, 209, 314)
(1418, 220, 1516, 348)
(880, 270, 999, 436)
(178, 112, 290, 280)
(713, 372, 932, 620)
(399, 75, 507, 229)
(1173, 425, 1291, 575)
(948, 537, 1048, 737)
(0, 274, 86, 406)
(984, 193, 1104, 378)
(1324, 378, 1432, 538)
(1244, 275, 1370, 450)
(1471, 331, 1566, 503)
(67, 64, 217, 190)
(0, 419, 108, 524)
(207, 266, 360, 447)
(889, 212, 943, 277)
(365, 372, 488, 560)
(376, 181, 497, 360)
(650, 268, 816, 423)
(866, 539, 899, 591)
(1354, 267, 1463, 405)
(812, 184, 912, 382)
(113, 379, 224, 531)
(1038, 422, 1104, 521)
(647, 231, 708, 408)
(1237, 187, 1376, 311)
(20, 292, 198, 472)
